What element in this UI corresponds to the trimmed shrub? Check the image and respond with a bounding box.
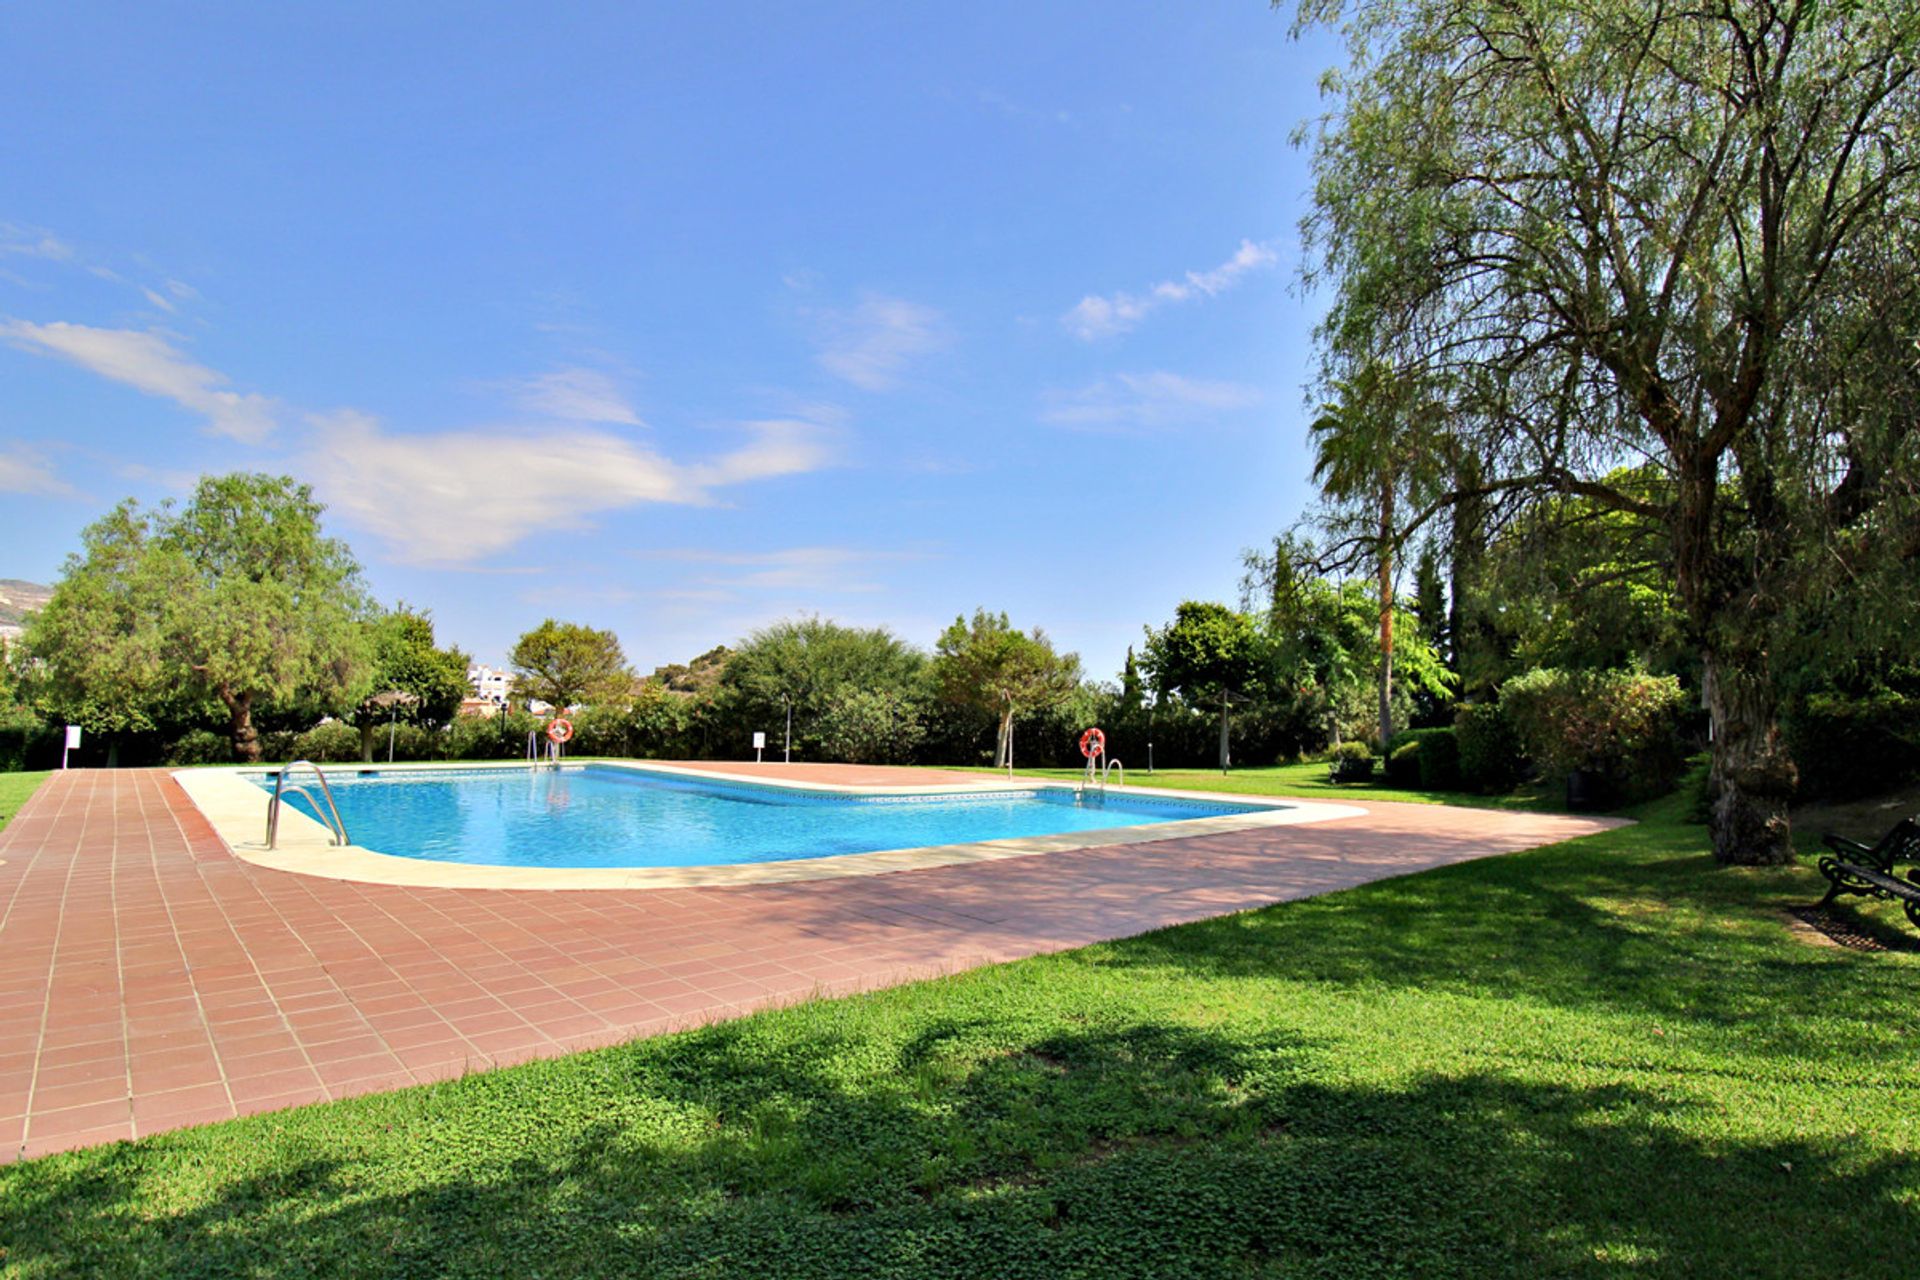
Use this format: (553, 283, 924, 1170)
(1382, 728, 1462, 791)
(1327, 740, 1375, 783)
(1414, 728, 1460, 790)
(0, 723, 61, 772)
(289, 721, 360, 763)
(1499, 667, 1689, 800)
(1385, 740, 1423, 786)
(257, 730, 298, 763)
(165, 729, 232, 766)
(1454, 702, 1522, 794)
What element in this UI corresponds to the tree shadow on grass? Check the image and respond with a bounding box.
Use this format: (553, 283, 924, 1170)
(2, 1014, 1916, 1279)
(1085, 823, 1919, 1072)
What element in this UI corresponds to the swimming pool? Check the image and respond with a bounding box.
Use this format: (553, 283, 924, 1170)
(255, 764, 1268, 870)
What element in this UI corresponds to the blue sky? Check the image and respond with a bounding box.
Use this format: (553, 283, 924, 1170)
(1, 1, 1342, 682)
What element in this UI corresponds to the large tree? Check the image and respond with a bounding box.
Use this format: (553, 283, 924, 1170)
(29, 475, 370, 763)
(348, 607, 472, 762)
(21, 503, 171, 763)
(1141, 602, 1267, 771)
(1299, 0, 1920, 863)
(721, 616, 924, 760)
(1308, 361, 1443, 747)
(509, 619, 633, 712)
(932, 610, 1081, 769)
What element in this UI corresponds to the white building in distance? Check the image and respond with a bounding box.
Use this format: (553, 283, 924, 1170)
(468, 664, 515, 705)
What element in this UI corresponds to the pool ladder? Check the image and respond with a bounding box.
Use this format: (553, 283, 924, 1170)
(527, 730, 562, 768)
(264, 760, 350, 849)
(1081, 756, 1125, 796)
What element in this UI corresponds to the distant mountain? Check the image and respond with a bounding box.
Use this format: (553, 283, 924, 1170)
(0, 579, 52, 630)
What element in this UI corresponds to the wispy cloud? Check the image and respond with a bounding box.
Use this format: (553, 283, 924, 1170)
(812, 293, 950, 391)
(0, 223, 75, 263)
(302, 413, 836, 565)
(508, 366, 643, 425)
(0, 446, 77, 498)
(1040, 371, 1261, 432)
(977, 88, 1075, 128)
(637, 546, 919, 594)
(1063, 239, 1278, 341)
(0, 320, 275, 442)
(0, 224, 195, 317)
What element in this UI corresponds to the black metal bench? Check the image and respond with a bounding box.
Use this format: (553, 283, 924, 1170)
(1816, 817, 1920, 931)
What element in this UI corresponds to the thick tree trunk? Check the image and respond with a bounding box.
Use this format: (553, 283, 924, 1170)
(1218, 688, 1231, 772)
(359, 721, 377, 763)
(1377, 491, 1395, 750)
(1672, 450, 1796, 865)
(1702, 655, 1796, 865)
(225, 689, 261, 764)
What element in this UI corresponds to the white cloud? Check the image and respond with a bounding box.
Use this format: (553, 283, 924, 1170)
(302, 412, 835, 564)
(0, 320, 275, 442)
(509, 366, 643, 425)
(1063, 239, 1279, 340)
(0, 447, 77, 498)
(813, 293, 950, 391)
(1039, 371, 1262, 432)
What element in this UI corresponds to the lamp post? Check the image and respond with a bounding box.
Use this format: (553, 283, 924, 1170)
(783, 692, 792, 765)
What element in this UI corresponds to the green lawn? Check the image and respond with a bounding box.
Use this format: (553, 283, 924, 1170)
(3, 793, 1916, 1277)
(0, 771, 49, 835)
(979, 759, 1568, 810)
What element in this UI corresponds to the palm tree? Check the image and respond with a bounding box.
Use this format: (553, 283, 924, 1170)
(1309, 360, 1436, 749)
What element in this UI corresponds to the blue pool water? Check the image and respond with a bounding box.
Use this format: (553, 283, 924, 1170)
(255, 764, 1265, 869)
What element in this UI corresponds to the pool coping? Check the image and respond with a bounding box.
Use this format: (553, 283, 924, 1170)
(172, 760, 1369, 890)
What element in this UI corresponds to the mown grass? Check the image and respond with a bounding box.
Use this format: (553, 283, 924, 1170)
(2, 793, 1916, 1277)
(979, 760, 1568, 811)
(0, 771, 49, 835)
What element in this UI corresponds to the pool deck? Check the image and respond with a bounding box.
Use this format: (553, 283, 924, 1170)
(0, 764, 1623, 1162)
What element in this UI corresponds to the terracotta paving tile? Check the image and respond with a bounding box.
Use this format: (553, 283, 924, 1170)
(315, 1057, 413, 1092)
(129, 1057, 223, 1094)
(131, 1084, 235, 1130)
(21, 1124, 134, 1160)
(26, 1096, 132, 1139)
(0, 766, 1621, 1162)
(226, 1068, 325, 1106)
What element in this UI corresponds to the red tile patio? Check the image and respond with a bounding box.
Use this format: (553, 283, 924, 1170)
(0, 765, 1619, 1161)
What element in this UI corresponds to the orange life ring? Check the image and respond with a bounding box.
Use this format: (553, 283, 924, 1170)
(546, 717, 574, 745)
(1078, 727, 1106, 759)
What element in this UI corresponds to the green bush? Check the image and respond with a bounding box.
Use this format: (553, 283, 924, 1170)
(289, 721, 360, 763)
(1381, 728, 1461, 791)
(0, 723, 61, 771)
(1414, 728, 1460, 790)
(1326, 740, 1374, 783)
(1499, 667, 1689, 799)
(566, 705, 634, 758)
(1454, 702, 1522, 794)
(1680, 752, 1712, 824)
(818, 688, 927, 764)
(1385, 739, 1423, 786)
(165, 729, 232, 766)
(1784, 688, 1920, 801)
(258, 730, 297, 763)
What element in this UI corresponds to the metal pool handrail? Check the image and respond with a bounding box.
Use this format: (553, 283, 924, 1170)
(265, 759, 350, 848)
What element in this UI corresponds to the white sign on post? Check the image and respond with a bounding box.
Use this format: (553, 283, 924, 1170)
(63, 724, 81, 769)
(752, 731, 766, 763)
